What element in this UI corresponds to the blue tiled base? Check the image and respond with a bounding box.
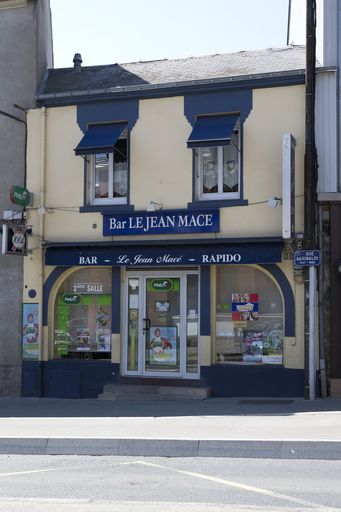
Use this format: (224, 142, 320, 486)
(22, 361, 308, 398)
(22, 360, 119, 398)
(201, 365, 306, 397)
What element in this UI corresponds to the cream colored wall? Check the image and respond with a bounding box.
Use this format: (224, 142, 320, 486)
(44, 106, 105, 240)
(219, 85, 305, 237)
(24, 109, 42, 305)
(26, 106, 104, 243)
(130, 96, 192, 210)
(25, 86, 305, 245)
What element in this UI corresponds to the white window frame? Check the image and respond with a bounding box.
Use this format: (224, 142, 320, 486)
(89, 151, 127, 206)
(197, 128, 240, 201)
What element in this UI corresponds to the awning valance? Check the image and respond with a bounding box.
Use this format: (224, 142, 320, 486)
(187, 114, 238, 148)
(74, 123, 126, 156)
(45, 241, 283, 267)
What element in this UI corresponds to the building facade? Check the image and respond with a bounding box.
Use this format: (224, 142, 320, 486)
(23, 46, 311, 398)
(0, 0, 53, 395)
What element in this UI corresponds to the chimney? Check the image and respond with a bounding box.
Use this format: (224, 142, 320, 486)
(73, 53, 82, 70)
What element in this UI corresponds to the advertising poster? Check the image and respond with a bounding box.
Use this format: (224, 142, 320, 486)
(96, 328, 111, 351)
(22, 304, 39, 360)
(262, 330, 283, 364)
(54, 329, 70, 356)
(76, 328, 90, 351)
(149, 326, 177, 365)
(243, 330, 263, 363)
(232, 293, 259, 321)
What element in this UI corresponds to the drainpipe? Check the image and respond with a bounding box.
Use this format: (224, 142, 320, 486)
(318, 206, 327, 397)
(38, 106, 46, 396)
(304, 0, 318, 399)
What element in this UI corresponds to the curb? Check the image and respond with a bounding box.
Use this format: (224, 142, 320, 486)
(0, 438, 341, 459)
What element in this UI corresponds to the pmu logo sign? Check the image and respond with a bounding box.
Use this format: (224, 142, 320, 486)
(151, 279, 173, 291)
(62, 294, 82, 305)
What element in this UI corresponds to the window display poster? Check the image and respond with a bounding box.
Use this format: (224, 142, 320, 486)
(232, 293, 259, 321)
(54, 329, 70, 356)
(149, 326, 177, 365)
(243, 330, 263, 363)
(96, 328, 111, 351)
(76, 328, 90, 351)
(96, 307, 110, 327)
(22, 304, 39, 359)
(263, 330, 283, 364)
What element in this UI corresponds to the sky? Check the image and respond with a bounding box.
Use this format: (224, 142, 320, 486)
(50, 0, 306, 69)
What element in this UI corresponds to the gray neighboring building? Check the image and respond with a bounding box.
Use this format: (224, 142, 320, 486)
(0, 0, 53, 395)
(314, 0, 341, 398)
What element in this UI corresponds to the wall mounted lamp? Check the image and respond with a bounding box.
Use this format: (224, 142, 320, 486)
(267, 196, 283, 208)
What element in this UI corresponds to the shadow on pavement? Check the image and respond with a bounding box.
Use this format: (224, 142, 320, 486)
(0, 397, 341, 418)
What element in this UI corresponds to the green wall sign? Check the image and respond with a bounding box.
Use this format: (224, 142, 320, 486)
(147, 278, 180, 292)
(10, 185, 30, 207)
(62, 293, 82, 305)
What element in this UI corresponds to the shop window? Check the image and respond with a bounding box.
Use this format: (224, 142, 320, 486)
(53, 268, 112, 359)
(215, 266, 284, 365)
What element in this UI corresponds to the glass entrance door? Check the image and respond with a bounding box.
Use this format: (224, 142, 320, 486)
(144, 277, 180, 374)
(124, 271, 199, 378)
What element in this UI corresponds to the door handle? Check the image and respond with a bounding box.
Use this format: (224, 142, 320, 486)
(143, 318, 151, 334)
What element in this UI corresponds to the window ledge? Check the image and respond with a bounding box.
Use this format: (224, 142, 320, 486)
(80, 204, 135, 213)
(188, 199, 248, 209)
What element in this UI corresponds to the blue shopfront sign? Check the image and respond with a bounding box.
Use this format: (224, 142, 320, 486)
(45, 242, 283, 267)
(102, 209, 219, 236)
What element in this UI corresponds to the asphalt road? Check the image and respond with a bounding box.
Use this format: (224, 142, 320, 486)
(0, 455, 340, 511)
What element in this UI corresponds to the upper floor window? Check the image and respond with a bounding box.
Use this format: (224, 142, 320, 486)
(187, 114, 240, 202)
(90, 136, 128, 204)
(74, 123, 128, 207)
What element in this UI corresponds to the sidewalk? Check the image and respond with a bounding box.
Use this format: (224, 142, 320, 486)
(0, 396, 341, 459)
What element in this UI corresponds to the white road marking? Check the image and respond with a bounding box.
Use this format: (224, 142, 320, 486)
(0, 499, 335, 511)
(0, 460, 135, 478)
(133, 461, 339, 511)
(0, 459, 338, 511)
(0, 468, 64, 478)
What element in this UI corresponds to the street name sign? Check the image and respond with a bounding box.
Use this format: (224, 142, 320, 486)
(294, 250, 321, 267)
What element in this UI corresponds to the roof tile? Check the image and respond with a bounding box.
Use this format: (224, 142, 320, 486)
(41, 46, 306, 96)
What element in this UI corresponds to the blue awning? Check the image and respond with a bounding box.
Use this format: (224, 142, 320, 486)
(187, 114, 238, 148)
(74, 123, 126, 156)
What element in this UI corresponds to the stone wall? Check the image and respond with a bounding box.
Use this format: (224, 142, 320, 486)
(0, 364, 21, 396)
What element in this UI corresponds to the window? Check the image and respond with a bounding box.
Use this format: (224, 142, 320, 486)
(215, 266, 284, 365)
(187, 114, 241, 202)
(53, 268, 112, 360)
(197, 135, 239, 200)
(89, 135, 128, 205)
(74, 123, 129, 207)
